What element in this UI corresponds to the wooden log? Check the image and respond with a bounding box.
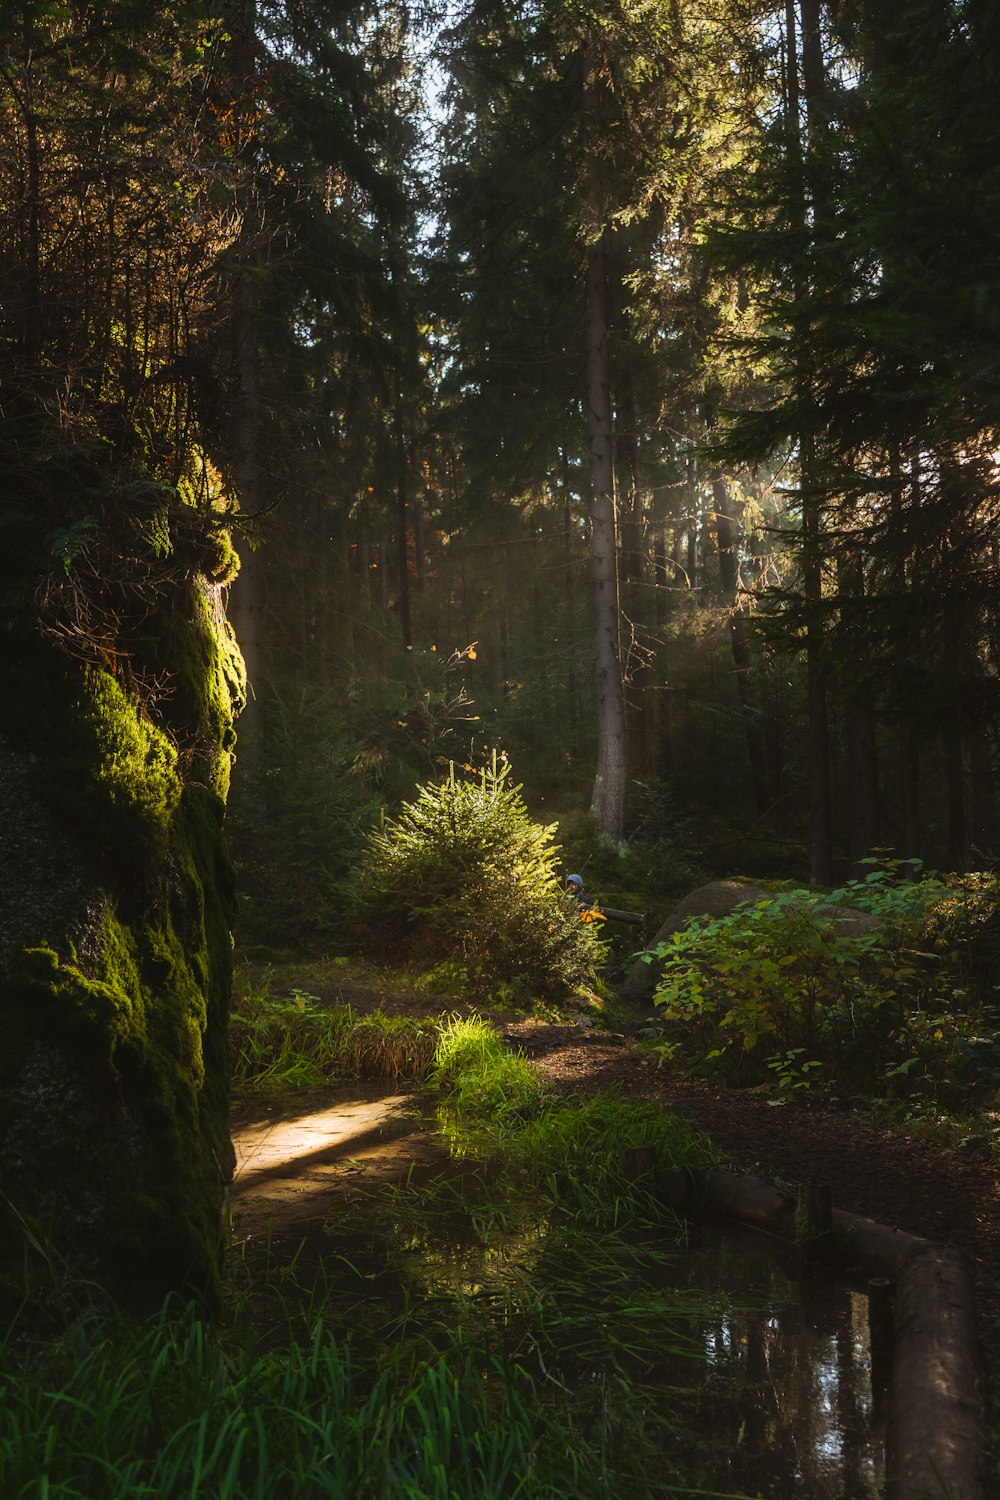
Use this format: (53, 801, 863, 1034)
(796, 1180, 833, 1248)
(702, 1171, 799, 1238)
(654, 1166, 700, 1213)
(889, 1245, 985, 1500)
(691, 1170, 984, 1497)
(595, 905, 645, 926)
(624, 1145, 656, 1180)
(830, 1208, 929, 1278)
(701, 1171, 929, 1274)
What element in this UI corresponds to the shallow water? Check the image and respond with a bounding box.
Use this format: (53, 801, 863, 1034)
(230, 1090, 884, 1499)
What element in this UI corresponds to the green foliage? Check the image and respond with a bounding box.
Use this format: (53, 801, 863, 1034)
(511, 1095, 714, 1223)
(229, 978, 439, 1104)
(647, 869, 1000, 1108)
(426, 1017, 716, 1223)
(0, 1298, 665, 1500)
(356, 760, 607, 1002)
(429, 1015, 551, 1129)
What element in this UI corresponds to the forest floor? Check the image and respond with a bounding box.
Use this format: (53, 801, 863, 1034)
(505, 1014, 1000, 1473)
(237, 955, 1000, 1471)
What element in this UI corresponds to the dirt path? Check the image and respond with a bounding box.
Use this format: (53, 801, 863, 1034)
(504, 1019, 1000, 1472)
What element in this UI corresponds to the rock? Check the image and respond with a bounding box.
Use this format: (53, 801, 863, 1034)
(620, 880, 773, 1001)
(619, 878, 882, 1001)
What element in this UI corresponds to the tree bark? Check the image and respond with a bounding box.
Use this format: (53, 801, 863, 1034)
(228, 268, 265, 753)
(837, 543, 879, 875)
(791, 0, 834, 884)
(711, 469, 770, 815)
(394, 363, 412, 649)
(226, 0, 266, 759)
(583, 46, 627, 841)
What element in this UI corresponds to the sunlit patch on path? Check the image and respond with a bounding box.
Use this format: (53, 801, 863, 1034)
(231, 1089, 444, 1227)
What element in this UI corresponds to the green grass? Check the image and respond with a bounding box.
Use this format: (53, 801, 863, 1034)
(0, 993, 752, 1499)
(228, 978, 440, 1104)
(425, 1016, 716, 1209)
(1, 1296, 692, 1500)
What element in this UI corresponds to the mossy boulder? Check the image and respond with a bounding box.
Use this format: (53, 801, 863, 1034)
(0, 531, 244, 1311)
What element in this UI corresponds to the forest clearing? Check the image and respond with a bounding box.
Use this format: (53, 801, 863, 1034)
(2, 0, 999, 1495)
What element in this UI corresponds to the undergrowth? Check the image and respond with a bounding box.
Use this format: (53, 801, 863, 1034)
(354, 759, 608, 1003)
(644, 864, 1000, 1115)
(228, 978, 439, 1104)
(0, 1294, 682, 1500)
(1, 1001, 726, 1499)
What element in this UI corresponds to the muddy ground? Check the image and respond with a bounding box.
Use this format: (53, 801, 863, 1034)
(503, 1016, 1000, 1478)
(231, 960, 1000, 1479)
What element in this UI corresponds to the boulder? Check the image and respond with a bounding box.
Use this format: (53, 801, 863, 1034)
(620, 879, 881, 1001)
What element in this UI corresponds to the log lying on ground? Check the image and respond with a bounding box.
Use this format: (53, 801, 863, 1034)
(697, 1170, 930, 1274)
(685, 1169, 985, 1500)
(594, 905, 645, 926)
(890, 1246, 985, 1500)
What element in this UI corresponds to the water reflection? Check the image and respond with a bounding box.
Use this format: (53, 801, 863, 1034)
(674, 1226, 884, 1498)
(231, 1096, 885, 1499)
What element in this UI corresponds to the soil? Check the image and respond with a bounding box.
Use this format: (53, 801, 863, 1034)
(502, 1015, 1000, 1476)
(239, 956, 1000, 1478)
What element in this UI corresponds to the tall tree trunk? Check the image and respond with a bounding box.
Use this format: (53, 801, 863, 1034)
(837, 543, 879, 875)
(846, 700, 879, 874)
(583, 45, 627, 841)
(226, 0, 265, 760)
(946, 729, 967, 872)
(802, 441, 834, 884)
(900, 725, 921, 865)
(711, 470, 770, 815)
(791, 0, 834, 883)
(561, 456, 581, 746)
(616, 347, 653, 777)
(393, 363, 412, 650)
(969, 730, 997, 862)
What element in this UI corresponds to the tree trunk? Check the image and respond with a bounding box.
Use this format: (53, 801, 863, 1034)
(228, 270, 266, 758)
(803, 446, 834, 886)
(226, 0, 265, 760)
(846, 699, 879, 875)
(946, 729, 967, 872)
(837, 542, 879, 876)
(393, 364, 412, 650)
(970, 730, 997, 862)
(583, 45, 627, 841)
(900, 725, 921, 865)
(791, 0, 834, 884)
(561, 454, 580, 743)
(711, 469, 770, 815)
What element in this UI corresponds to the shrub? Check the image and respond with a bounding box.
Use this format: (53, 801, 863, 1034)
(646, 868, 1000, 1104)
(355, 760, 606, 1002)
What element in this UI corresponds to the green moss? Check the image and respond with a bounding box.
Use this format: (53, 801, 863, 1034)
(0, 508, 244, 1312)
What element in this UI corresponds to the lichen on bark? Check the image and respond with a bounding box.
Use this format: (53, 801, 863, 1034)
(0, 486, 245, 1312)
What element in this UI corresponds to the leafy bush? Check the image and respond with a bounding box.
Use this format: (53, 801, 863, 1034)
(355, 760, 606, 1002)
(646, 868, 1000, 1106)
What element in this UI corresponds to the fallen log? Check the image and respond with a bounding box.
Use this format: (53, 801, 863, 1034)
(890, 1246, 985, 1500)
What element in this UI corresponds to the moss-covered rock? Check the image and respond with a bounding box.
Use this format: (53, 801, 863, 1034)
(0, 502, 244, 1312)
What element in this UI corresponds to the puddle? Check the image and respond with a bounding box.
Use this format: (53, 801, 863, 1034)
(230, 1090, 885, 1499)
(675, 1224, 885, 1498)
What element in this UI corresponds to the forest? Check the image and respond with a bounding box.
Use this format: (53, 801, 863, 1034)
(1, 0, 999, 1496)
